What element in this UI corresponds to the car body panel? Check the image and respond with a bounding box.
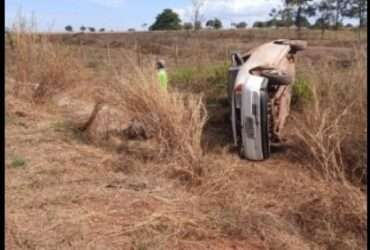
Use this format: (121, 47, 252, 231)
(240, 75, 269, 160)
(228, 39, 306, 160)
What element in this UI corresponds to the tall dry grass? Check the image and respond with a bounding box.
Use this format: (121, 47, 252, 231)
(107, 53, 208, 183)
(6, 15, 89, 102)
(6, 15, 209, 185)
(292, 45, 367, 185)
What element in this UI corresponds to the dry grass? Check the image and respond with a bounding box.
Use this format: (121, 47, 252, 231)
(107, 55, 208, 183)
(195, 152, 367, 250)
(6, 15, 90, 103)
(5, 16, 367, 250)
(292, 45, 367, 185)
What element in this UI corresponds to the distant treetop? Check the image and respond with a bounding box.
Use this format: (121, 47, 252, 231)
(65, 25, 73, 32)
(150, 9, 182, 31)
(231, 21, 247, 29)
(206, 18, 223, 29)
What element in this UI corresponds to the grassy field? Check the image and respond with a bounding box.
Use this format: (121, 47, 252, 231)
(5, 21, 367, 250)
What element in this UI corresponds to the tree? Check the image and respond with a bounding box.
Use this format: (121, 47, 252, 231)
(88, 27, 95, 32)
(183, 22, 194, 30)
(206, 19, 215, 28)
(314, 17, 330, 29)
(284, 0, 316, 31)
(253, 21, 266, 28)
(314, 0, 335, 35)
(345, 0, 367, 28)
(268, 5, 295, 27)
(142, 23, 148, 30)
(65, 25, 73, 32)
(300, 16, 312, 27)
(191, 0, 207, 30)
(235, 22, 247, 29)
(149, 9, 182, 30)
(128, 28, 136, 32)
(314, 0, 353, 32)
(322, 0, 351, 30)
(333, 0, 351, 29)
(99, 28, 105, 32)
(80, 26, 86, 32)
(213, 18, 222, 29)
(206, 18, 223, 29)
(194, 20, 202, 30)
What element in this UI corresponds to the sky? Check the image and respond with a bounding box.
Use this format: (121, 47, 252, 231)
(5, 0, 285, 31)
(5, 0, 357, 32)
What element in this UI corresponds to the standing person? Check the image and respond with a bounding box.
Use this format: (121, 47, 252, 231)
(156, 59, 168, 91)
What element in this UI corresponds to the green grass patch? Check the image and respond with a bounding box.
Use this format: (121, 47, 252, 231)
(169, 66, 196, 85)
(170, 62, 229, 101)
(292, 75, 313, 109)
(11, 155, 26, 168)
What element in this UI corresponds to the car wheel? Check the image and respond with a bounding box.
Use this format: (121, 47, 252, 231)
(260, 69, 292, 85)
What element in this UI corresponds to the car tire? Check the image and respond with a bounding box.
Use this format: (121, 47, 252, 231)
(260, 69, 292, 85)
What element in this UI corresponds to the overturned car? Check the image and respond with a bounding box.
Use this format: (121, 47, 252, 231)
(227, 39, 307, 161)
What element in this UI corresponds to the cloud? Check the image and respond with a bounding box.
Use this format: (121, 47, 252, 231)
(175, 0, 282, 26)
(173, 6, 192, 22)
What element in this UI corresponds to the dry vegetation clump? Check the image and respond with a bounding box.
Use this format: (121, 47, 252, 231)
(289, 182, 367, 250)
(195, 154, 367, 250)
(107, 55, 208, 183)
(6, 16, 90, 103)
(292, 45, 367, 186)
(100, 199, 217, 249)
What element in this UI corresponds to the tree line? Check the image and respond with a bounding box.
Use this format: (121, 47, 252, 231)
(261, 0, 367, 31)
(64, 25, 107, 32)
(64, 0, 367, 32)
